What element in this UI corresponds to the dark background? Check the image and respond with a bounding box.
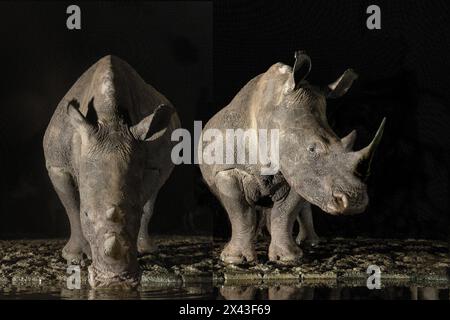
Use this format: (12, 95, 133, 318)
(208, 0, 450, 240)
(0, 1, 449, 241)
(0, 2, 212, 238)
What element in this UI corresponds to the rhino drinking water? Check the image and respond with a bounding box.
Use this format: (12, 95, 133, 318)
(43, 55, 180, 287)
(199, 51, 385, 264)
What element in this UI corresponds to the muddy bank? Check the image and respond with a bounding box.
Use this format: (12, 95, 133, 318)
(0, 237, 448, 289)
(0, 236, 213, 287)
(215, 238, 449, 287)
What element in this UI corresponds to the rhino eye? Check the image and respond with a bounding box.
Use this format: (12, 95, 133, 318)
(307, 144, 316, 153)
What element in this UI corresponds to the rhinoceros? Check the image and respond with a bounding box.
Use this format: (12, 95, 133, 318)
(43, 55, 180, 287)
(199, 51, 385, 264)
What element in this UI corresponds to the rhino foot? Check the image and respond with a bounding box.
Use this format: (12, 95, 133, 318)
(137, 236, 158, 255)
(268, 241, 302, 264)
(62, 237, 91, 264)
(296, 232, 320, 247)
(220, 241, 257, 264)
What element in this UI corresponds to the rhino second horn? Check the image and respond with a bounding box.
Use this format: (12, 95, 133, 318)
(354, 117, 386, 177)
(106, 207, 119, 222)
(104, 235, 122, 259)
(341, 129, 357, 151)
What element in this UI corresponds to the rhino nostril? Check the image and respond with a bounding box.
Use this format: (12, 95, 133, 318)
(332, 192, 348, 210)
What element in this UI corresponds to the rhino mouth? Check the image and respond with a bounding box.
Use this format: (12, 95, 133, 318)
(88, 264, 141, 289)
(295, 184, 368, 216)
(324, 189, 369, 215)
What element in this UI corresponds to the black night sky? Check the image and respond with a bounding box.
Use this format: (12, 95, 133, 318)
(0, 1, 449, 241)
(0, 2, 212, 238)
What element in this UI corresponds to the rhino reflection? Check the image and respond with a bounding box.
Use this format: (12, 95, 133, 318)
(219, 285, 448, 300)
(268, 286, 314, 300)
(219, 286, 258, 300)
(410, 287, 440, 300)
(220, 285, 315, 300)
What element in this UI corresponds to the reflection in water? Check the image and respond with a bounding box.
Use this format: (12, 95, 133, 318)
(219, 285, 450, 300)
(219, 286, 257, 300)
(410, 287, 440, 300)
(268, 286, 314, 300)
(0, 284, 448, 300)
(0, 284, 214, 300)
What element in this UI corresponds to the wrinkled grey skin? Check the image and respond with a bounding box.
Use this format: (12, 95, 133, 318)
(199, 51, 385, 264)
(43, 55, 180, 288)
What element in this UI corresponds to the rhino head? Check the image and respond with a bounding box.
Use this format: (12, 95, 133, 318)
(67, 99, 174, 288)
(269, 51, 385, 215)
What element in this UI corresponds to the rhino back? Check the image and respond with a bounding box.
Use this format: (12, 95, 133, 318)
(200, 63, 289, 184)
(43, 55, 179, 180)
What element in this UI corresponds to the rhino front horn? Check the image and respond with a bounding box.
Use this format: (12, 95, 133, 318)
(354, 117, 386, 179)
(104, 234, 122, 259)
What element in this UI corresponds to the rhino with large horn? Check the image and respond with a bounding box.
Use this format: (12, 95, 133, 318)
(199, 51, 385, 264)
(43, 55, 180, 287)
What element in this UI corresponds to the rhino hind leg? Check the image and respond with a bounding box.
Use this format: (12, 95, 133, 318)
(295, 202, 320, 246)
(47, 166, 91, 264)
(137, 193, 158, 255)
(215, 169, 257, 264)
(255, 208, 271, 239)
(268, 189, 303, 263)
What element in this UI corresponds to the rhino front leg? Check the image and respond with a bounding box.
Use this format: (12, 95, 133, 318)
(215, 169, 257, 264)
(296, 202, 319, 246)
(137, 193, 158, 254)
(138, 168, 161, 254)
(47, 166, 91, 264)
(269, 189, 303, 263)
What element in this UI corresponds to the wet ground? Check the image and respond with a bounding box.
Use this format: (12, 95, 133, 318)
(0, 236, 448, 299)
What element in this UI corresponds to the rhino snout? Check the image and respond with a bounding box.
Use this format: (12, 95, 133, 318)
(88, 264, 141, 289)
(327, 191, 349, 213)
(326, 189, 368, 215)
(86, 231, 140, 289)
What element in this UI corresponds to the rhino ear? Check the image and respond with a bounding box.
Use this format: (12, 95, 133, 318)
(67, 99, 95, 133)
(130, 104, 174, 141)
(326, 69, 358, 99)
(287, 51, 312, 91)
